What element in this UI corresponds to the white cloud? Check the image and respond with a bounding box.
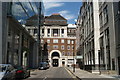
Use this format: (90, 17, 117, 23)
(59, 10, 75, 20)
(59, 10, 69, 14)
(44, 2, 64, 10)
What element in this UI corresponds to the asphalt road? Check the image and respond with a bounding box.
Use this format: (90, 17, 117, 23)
(25, 67, 78, 80)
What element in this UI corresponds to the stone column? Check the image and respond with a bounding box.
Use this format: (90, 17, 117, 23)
(44, 27, 47, 37)
(50, 28, 52, 37)
(92, 0, 100, 73)
(60, 28, 61, 37)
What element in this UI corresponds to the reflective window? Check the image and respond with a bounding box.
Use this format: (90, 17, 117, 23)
(11, 1, 44, 26)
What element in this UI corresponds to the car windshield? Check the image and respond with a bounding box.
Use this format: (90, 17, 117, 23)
(0, 65, 7, 72)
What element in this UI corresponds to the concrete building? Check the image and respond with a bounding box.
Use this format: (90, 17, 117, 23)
(0, 2, 8, 64)
(76, 15, 84, 69)
(113, 1, 120, 75)
(0, 2, 43, 68)
(99, 2, 117, 73)
(77, 1, 120, 74)
(41, 14, 77, 67)
(78, 1, 101, 73)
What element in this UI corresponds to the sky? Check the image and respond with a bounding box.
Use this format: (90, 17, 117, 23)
(43, 2, 82, 24)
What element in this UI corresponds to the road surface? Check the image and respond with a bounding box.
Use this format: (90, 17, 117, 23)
(25, 67, 78, 80)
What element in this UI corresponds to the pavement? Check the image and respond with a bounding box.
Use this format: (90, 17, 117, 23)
(66, 67, 120, 80)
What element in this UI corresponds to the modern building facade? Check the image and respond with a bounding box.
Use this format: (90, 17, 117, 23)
(0, 2, 44, 68)
(41, 14, 77, 67)
(77, 1, 120, 74)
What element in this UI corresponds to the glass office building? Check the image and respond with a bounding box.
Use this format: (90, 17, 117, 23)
(5, 1, 44, 67)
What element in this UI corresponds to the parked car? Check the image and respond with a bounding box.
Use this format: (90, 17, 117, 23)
(0, 64, 16, 80)
(38, 62, 49, 70)
(46, 63, 50, 69)
(14, 66, 30, 79)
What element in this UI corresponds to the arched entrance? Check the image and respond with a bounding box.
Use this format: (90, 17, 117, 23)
(52, 52, 60, 67)
(49, 50, 62, 67)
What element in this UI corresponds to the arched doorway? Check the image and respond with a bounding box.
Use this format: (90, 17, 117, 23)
(49, 50, 62, 67)
(51, 52, 60, 67)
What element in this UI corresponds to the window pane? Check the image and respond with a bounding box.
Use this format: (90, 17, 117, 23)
(53, 39, 58, 43)
(61, 39, 64, 43)
(67, 40, 70, 44)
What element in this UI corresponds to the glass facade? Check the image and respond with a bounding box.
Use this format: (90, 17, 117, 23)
(7, 1, 44, 26)
(6, 1, 44, 67)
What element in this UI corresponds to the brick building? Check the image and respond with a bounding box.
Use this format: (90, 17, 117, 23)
(41, 14, 77, 67)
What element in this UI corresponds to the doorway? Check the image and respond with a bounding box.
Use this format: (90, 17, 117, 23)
(51, 52, 60, 67)
(62, 61, 65, 67)
(52, 59, 59, 67)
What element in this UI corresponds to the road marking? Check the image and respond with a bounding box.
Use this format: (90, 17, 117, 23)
(43, 77, 47, 80)
(64, 67, 79, 80)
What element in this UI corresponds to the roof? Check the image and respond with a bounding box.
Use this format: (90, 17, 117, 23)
(44, 14, 67, 26)
(45, 13, 67, 20)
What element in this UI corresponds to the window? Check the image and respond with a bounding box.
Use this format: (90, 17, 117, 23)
(61, 29, 64, 34)
(67, 45, 70, 50)
(47, 39, 50, 43)
(34, 29, 37, 34)
(71, 40, 74, 44)
(72, 45, 74, 50)
(61, 39, 64, 43)
(68, 59, 74, 64)
(41, 39, 44, 43)
(7, 42, 10, 48)
(99, 12, 103, 27)
(61, 45, 64, 50)
(103, 6, 108, 25)
(53, 39, 58, 43)
(42, 29, 44, 33)
(53, 45, 58, 49)
(67, 40, 70, 44)
(67, 52, 70, 56)
(48, 29, 50, 33)
(28, 29, 30, 33)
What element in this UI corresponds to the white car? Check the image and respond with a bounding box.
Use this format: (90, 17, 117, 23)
(0, 64, 16, 80)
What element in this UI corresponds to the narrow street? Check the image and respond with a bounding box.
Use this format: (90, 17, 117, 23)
(25, 67, 78, 80)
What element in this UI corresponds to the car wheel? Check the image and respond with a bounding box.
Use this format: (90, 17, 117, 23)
(23, 74, 26, 79)
(28, 71, 30, 77)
